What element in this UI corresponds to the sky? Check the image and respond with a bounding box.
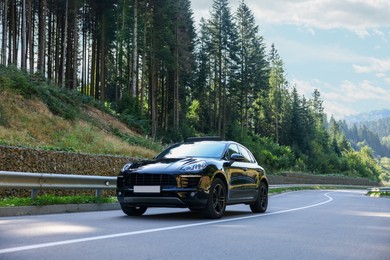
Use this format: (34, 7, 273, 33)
(190, 0, 390, 120)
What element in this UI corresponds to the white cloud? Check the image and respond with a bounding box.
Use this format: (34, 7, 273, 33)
(323, 100, 359, 119)
(192, 0, 390, 38)
(353, 57, 390, 75)
(373, 28, 385, 37)
(325, 80, 390, 103)
(292, 78, 331, 98)
(246, 0, 390, 37)
(292, 78, 390, 119)
(291, 78, 355, 118)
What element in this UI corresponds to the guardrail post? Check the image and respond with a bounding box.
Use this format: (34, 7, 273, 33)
(31, 189, 38, 199)
(96, 189, 102, 197)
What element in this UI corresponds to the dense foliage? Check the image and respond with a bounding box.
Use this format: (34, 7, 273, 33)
(0, 0, 385, 180)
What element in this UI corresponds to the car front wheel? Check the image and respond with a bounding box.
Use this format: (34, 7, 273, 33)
(121, 205, 147, 216)
(203, 178, 226, 219)
(250, 182, 268, 213)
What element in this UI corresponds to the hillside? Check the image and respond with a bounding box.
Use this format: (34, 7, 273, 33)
(0, 66, 159, 158)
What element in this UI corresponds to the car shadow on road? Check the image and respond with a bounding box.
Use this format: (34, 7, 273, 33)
(116, 209, 253, 221)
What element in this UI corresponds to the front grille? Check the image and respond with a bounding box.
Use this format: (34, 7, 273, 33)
(126, 173, 177, 187)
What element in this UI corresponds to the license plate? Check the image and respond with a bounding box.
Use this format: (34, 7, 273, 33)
(134, 186, 160, 193)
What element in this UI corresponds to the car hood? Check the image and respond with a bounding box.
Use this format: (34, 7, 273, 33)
(125, 157, 204, 173)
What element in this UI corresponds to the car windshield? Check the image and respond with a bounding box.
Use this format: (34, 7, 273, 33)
(157, 141, 227, 159)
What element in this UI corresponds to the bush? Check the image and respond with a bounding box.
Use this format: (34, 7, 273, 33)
(233, 130, 295, 172)
(342, 147, 381, 181)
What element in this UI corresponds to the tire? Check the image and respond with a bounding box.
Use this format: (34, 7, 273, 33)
(250, 182, 268, 213)
(203, 178, 227, 219)
(121, 205, 147, 216)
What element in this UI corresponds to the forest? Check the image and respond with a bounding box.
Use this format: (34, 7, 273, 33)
(0, 0, 386, 181)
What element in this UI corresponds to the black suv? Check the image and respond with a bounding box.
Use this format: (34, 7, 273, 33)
(116, 137, 268, 219)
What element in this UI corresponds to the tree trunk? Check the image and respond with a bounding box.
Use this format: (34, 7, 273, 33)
(27, 0, 33, 73)
(72, 2, 78, 90)
(8, 1, 17, 65)
(21, 0, 27, 69)
(47, 6, 53, 82)
(99, 14, 106, 101)
(90, 26, 96, 97)
(61, 0, 68, 88)
(140, 21, 146, 116)
(55, 11, 61, 85)
(81, 2, 87, 94)
(132, 0, 138, 97)
(173, 3, 179, 130)
(1, 0, 7, 65)
(38, 0, 46, 75)
(150, 40, 158, 139)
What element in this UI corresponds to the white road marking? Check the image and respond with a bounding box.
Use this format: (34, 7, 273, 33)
(0, 192, 334, 254)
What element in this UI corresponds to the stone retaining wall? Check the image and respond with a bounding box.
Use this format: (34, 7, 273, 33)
(0, 145, 136, 197)
(0, 145, 135, 176)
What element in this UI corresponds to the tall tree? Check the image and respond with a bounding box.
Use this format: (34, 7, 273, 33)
(235, 0, 268, 133)
(193, 18, 212, 133)
(268, 44, 287, 143)
(208, 0, 238, 138)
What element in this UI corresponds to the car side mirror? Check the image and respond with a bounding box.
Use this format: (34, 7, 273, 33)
(230, 153, 245, 162)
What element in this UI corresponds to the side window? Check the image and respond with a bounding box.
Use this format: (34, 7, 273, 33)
(227, 144, 240, 159)
(248, 150, 257, 163)
(238, 145, 252, 163)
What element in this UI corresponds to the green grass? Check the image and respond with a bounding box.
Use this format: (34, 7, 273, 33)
(0, 64, 160, 158)
(366, 191, 390, 197)
(268, 185, 358, 194)
(269, 186, 324, 194)
(269, 185, 389, 198)
(0, 195, 117, 207)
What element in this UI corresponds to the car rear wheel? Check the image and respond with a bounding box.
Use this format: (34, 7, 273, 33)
(121, 205, 147, 216)
(203, 178, 226, 219)
(250, 182, 268, 213)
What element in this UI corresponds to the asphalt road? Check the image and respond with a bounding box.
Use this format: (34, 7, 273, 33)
(0, 190, 389, 260)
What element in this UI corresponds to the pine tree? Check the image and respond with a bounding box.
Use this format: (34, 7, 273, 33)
(268, 44, 287, 143)
(208, 0, 238, 138)
(235, 0, 268, 134)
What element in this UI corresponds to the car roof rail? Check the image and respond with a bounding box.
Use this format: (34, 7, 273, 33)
(185, 136, 222, 142)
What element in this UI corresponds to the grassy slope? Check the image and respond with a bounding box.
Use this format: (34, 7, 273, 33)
(0, 66, 160, 158)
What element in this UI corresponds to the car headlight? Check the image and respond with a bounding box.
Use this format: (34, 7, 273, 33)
(121, 163, 133, 172)
(181, 161, 207, 172)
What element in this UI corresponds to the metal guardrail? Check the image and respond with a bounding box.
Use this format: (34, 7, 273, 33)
(1, 171, 385, 200)
(0, 171, 116, 198)
(368, 187, 390, 192)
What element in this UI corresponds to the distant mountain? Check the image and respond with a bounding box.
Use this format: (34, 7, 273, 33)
(343, 109, 390, 139)
(345, 109, 390, 124)
(340, 109, 390, 157)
